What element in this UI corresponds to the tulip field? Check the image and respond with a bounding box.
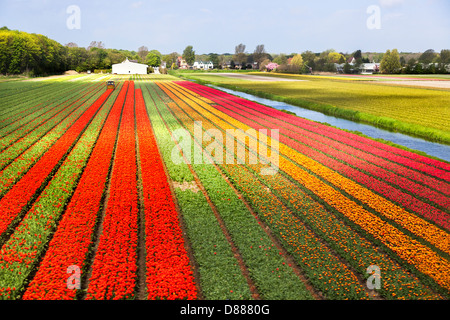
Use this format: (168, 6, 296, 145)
(0, 75, 449, 300)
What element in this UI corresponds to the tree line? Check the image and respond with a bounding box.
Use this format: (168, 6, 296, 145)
(1, 27, 448, 76)
(0, 27, 68, 75)
(0, 27, 157, 75)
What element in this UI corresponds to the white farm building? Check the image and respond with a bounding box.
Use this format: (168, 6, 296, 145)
(112, 58, 148, 75)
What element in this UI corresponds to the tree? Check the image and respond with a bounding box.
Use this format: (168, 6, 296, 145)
(328, 52, 344, 64)
(403, 57, 417, 74)
(439, 49, 450, 64)
(149, 49, 161, 56)
(137, 46, 148, 63)
(265, 62, 279, 72)
(182, 45, 195, 66)
(162, 52, 179, 69)
(380, 49, 402, 74)
(380, 50, 391, 74)
(413, 63, 424, 74)
(107, 49, 127, 65)
(407, 57, 416, 67)
(319, 49, 335, 60)
(162, 54, 171, 67)
(253, 44, 267, 66)
(353, 49, 362, 60)
(87, 41, 105, 50)
(170, 52, 179, 64)
(275, 54, 303, 74)
(234, 43, 247, 68)
(195, 54, 209, 62)
(343, 62, 352, 74)
(419, 49, 437, 64)
(209, 53, 219, 69)
(313, 49, 335, 71)
(66, 46, 89, 71)
(87, 47, 108, 69)
(259, 58, 271, 71)
(0, 28, 75, 75)
(146, 51, 161, 67)
(290, 54, 303, 67)
(301, 51, 316, 65)
(390, 49, 401, 73)
(218, 54, 230, 69)
(353, 57, 363, 71)
(65, 42, 78, 48)
(246, 53, 255, 66)
(372, 53, 384, 63)
(426, 63, 436, 74)
(273, 53, 287, 65)
(235, 43, 246, 55)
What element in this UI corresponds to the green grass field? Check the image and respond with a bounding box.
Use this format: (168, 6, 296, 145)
(177, 72, 450, 144)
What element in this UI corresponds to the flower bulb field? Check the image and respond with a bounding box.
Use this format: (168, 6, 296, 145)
(0, 74, 449, 300)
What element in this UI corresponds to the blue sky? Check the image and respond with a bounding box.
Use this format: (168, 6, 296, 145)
(1, 0, 449, 54)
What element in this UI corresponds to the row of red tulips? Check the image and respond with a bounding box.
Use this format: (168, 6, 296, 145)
(22, 82, 128, 300)
(85, 81, 139, 300)
(135, 88, 197, 300)
(0, 88, 113, 242)
(178, 81, 450, 186)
